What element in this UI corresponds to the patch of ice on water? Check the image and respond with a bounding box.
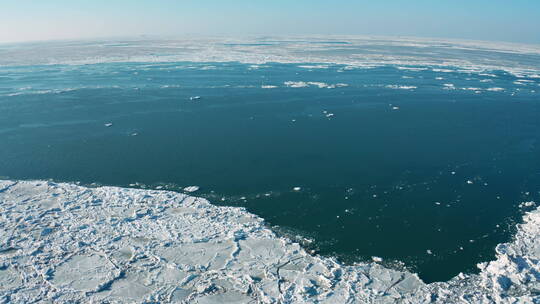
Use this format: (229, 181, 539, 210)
(486, 87, 505, 92)
(297, 64, 330, 69)
(397, 66, 428, 71)
(284, 81, 348, 89)
(284, 81, 310, 88)
(385, 85, 417, 90)
(432, 68, 454, 73)
(183, 186, 200, 192)
(443, 83, 456, 90)
(0, 180, 539, 303)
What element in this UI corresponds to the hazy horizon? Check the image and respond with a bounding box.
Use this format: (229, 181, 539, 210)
(2, 0, 539, 45)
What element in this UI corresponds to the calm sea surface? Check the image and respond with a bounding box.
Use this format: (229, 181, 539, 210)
(1, 62, 539, 282)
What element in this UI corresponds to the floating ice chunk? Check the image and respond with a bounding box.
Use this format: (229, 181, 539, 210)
(160, 84, 181, 89)
(284, 81, 348, 89)
(183, 186, 200, 192)
(443, 83, 456, 90)
(397, 67, 428, 71)
(462, 87, 482, 91)
(519, 201, 536, 208)
(190, 96, 201, 101)
(104, 123, 113, 127)
(298, 65, 330, 69)
(308, 82, 330, 88)
(432, 68, 454, 73)
(284, 81, 310, 88)
(372, 256, 383, 262)
(385, 85, 417, 90)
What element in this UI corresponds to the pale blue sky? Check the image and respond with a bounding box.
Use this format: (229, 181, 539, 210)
(1, 0, 539, 44)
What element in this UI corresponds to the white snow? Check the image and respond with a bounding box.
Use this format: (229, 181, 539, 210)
(0, 180, 539, 303)
(284, 81, 348, 89)
(2, 37, 540, 80)
(385, 85, 417, 90)
(183, 186, 200, 192)
(443, 83, 456, 90)
(284, 81, 310, 88)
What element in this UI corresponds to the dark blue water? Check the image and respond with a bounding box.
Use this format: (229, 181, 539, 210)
(1, 62, 539, 282)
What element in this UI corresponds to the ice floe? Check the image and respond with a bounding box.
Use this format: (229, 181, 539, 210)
(297, 65, 330, 69)
(3, 37, 540, 79)
(183, 186, 200, 193)
(385, 85, 417, 90)
(284, 81, 310, 88)
(443, 83, 456, 90)
(284, 81, 348, 89)
(0, 180, 539, 303)
(486, 87, 505, 92)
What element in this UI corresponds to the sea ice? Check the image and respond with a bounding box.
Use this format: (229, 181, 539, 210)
(183, 186, 200, 192)
(385, 85, 417, 90)
(0, 180, 539, 303)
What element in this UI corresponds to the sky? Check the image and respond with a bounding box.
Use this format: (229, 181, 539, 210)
(1, 0, 539, 44)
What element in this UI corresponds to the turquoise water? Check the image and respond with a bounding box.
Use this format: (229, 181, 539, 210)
(1, 61, 539, 282)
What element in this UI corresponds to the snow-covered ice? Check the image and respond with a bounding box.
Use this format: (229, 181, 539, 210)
(0, 180, 539, 303)
(183, 186, 200, 193)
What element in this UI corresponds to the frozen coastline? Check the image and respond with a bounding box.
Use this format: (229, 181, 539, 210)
(0, 180, 538, 303)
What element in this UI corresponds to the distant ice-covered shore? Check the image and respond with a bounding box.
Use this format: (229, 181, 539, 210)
(1, 36, 540, 78)
(0, 180, 538, 303)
